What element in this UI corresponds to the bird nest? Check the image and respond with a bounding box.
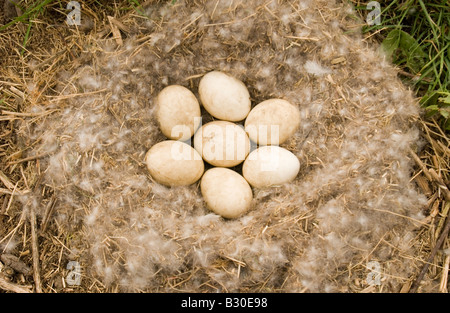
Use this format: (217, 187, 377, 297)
(0, 0, 446, 293)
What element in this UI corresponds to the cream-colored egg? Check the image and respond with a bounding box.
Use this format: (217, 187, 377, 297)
(244, 99, 300, 145)
(194, 121, 250, 167)
(145, 140, 204, 186)
(156, 85, 201, 141)
(243, 146, 300, 188)
(201, 167, 253, 219)
(198, 71, 251, 121)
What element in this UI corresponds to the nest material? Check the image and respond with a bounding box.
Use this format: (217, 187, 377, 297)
(1, 0, 445, 292)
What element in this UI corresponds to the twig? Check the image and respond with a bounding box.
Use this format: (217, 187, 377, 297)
(0, 188, 15, 195)
(0, 274, 32, 293)
(4, 183, 18, 215)
(181, 13, 203, 31)
(40, 196, 56, 233)
(0, 210, 26, 247)
(8, 152, 50, 165)
(409, 205, 450, 293)
(428, 168, 450, 202)
(372, 208, 430, 226)
(107, 16, 123, 46)
(409, 148, 433, 182)
(1, 109, 57, 117)
(46, 89, 107, 101)
(284, 35, 320, 41)
(439, 255, 449, 293)
(29, 206, 42, 293)
(409, 148, 450, 201)
(0, 187, 30, 196)
(0, 254, 32, 276)
(0, 170, 16, 190)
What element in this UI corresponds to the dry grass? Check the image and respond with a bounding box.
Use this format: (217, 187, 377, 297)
(0, 0, 448, 293)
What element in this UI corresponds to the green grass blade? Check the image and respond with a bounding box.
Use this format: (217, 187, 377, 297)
(21, 21, 33, 55)
(0, 0, 55, 32)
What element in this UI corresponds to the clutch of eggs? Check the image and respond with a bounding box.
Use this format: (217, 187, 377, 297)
(146, 71, 301, 219)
